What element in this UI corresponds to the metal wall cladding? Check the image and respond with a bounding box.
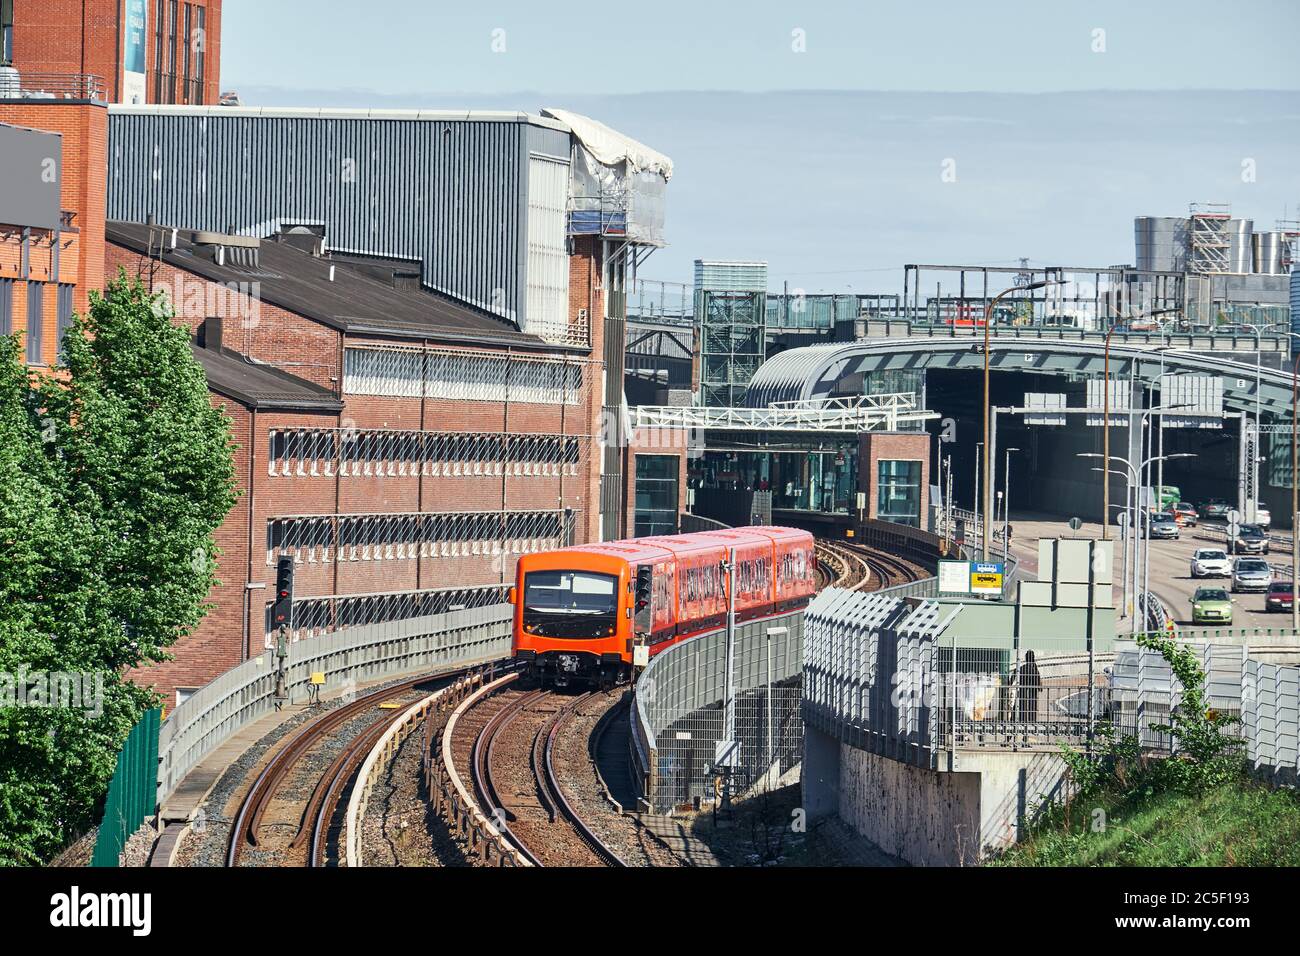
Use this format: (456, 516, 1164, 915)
(1291, 270, 1300, 337)
(693, 259, 768, 293)
(108, 111, 573, 327)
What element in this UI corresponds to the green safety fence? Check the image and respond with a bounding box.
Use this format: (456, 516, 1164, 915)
(90, 707, 160, 868)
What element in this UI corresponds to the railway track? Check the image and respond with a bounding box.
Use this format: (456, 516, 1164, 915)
(448, 678, 626, 867)
(226, 670, 454, 868)
(816, 539, 929, 592)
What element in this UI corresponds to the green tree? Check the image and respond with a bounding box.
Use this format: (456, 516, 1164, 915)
(0, 272, 237, 864)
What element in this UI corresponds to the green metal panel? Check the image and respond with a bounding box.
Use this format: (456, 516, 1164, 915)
(91, 707, 160, 867)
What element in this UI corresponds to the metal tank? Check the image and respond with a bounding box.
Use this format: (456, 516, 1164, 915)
(1134, 216, 1188, 273)
(1227, 218, 1254, 273)
(1253, 232, 1287, 275)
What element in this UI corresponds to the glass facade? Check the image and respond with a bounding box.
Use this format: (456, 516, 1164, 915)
(692, 447, 857, 515)
(877, 459, 922, 526)
(634, 455, 679, 537)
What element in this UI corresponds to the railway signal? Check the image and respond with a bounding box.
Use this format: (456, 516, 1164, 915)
(272, 556, 295, 630)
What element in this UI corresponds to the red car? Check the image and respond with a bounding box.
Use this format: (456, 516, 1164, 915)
(1266, 582, 1295, 613)
(1167, 502, 1198, 527)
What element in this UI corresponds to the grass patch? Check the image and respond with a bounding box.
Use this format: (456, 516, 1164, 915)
(991, 776, 1300, 867)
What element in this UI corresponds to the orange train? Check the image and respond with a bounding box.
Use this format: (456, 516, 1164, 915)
(511, 527, 817, 687)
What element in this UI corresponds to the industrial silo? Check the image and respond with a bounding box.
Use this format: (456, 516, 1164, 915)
(1227, 218, 1254, 273)
(1253, 232, 1287, 275)
(1134, 217, 1188, 273)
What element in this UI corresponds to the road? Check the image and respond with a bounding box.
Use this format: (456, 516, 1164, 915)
(1003, 513, 1297, 630)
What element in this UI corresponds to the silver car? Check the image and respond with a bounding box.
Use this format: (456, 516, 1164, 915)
(1191, 548, 1231, 578)
(1231, 557, 1273, 593)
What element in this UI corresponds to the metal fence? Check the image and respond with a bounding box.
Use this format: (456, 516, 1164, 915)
(804, 588, 1097, 768)
(632, 610, 804, 813)
(91, 708, 161, 867)
(156, 604, 511, 808)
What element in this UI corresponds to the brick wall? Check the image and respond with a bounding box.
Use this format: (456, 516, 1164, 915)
(10, 0, 222, 105)
(0, 100, 107, 359)
(111, 244, 611, 705)
(858, 431, 932, 526)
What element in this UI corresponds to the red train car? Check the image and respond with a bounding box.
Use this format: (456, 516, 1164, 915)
(511, 526, 816, 686)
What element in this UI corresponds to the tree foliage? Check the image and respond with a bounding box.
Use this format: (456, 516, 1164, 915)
(0, 272, 237, 864)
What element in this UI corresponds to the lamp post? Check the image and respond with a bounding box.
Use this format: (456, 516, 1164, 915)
(984, 277, 1064, 558)
(1080, 450, 1196, 633)
(1003, 447, 1020, 564)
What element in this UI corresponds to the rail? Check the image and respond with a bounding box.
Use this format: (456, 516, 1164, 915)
(344, 668, 488, 867)
(0, 71, 107, 101)
(156, 603, 512, 811)
(430, 671, 533, 867)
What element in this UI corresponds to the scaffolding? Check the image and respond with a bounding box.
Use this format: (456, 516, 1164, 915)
(699, 289, 766, 407)
(1188, 202, 1232, 275)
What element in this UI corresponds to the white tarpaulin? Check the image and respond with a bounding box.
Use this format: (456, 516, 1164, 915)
(541, 107, 674, 180)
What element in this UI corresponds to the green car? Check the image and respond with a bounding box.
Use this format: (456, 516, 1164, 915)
(1191, 587, 1233, 625)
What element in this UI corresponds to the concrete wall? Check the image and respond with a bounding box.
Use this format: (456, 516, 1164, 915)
(804, 723, 1070, 866)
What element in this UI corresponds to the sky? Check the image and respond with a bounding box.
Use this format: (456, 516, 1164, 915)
(220, 1, 1300, 291)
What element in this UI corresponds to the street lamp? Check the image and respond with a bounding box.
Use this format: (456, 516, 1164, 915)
(984, 276, 1066, 558)
(1003, 447, 1020, 564)
(1080, 450, 1197, 633)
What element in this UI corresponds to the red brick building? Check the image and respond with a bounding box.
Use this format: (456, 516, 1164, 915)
(3, 0, 221, 105)
(0, 91, 106, 363)
(107, 222, 605, 704)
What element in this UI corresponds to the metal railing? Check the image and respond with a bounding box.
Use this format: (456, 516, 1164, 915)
(155, 604, 512, 809)
(632, 610, 805, 813)
(0, 71, 107, 101)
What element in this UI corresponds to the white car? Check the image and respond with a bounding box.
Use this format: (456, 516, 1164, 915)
(1190, 548, 1231, 578)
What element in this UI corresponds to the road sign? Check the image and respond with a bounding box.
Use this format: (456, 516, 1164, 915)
(1068, 517, 1083, 531)
(938, 560, 972, 594)
(970, 562, 1005, 596)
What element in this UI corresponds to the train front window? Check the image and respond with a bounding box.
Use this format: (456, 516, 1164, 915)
(522, 571, 618, 638)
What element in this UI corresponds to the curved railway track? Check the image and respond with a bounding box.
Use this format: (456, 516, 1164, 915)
(816, 539, 929, 592)
(226, 671, 454, 868)
(452, 679, 625, 867)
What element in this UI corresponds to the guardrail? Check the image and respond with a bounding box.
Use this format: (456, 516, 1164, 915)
(631, 609, 805, 813)
(0, 71, 107, 101)
(345, 665, 499, 867)
(156, 604, 512, 809)
(430, 670, 533, 866)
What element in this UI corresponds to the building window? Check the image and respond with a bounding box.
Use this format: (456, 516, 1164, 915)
(181, 4, 191, 103)
(1, 0, 13, 66)
(56, 284, 73, 361)
(153, 0, 165, 102)
(634, 455, 679, 537)
(877, 459, 922, 527)
(195, 5, 205, 101)
(167, 0, 178, 103)
(175, 687, 199, 707)
(0, 279, 12, 336)
(26, 282, 43, 364)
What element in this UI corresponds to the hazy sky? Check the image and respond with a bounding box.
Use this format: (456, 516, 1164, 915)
(223, 0, 1300, 95)
(220, 2, 1300, 291)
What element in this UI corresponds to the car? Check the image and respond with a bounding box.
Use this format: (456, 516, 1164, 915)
(1266, 581, 1295, 614)
(1199, 498, 1231, 519)
(1169, 502, 1198, 527)
(1254, 505, 1272, 529)
(1190, 548, 1231, 578)
(1229, 523, 1269, 555)
(1191, 587, 1233, 625)
(1148, 512, 1179, 540)
(1231, 557, 1273, 593)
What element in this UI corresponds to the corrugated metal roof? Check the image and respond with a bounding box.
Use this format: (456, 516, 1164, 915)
(192, 343, 343, 411)
(108, 220, 551, 350)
